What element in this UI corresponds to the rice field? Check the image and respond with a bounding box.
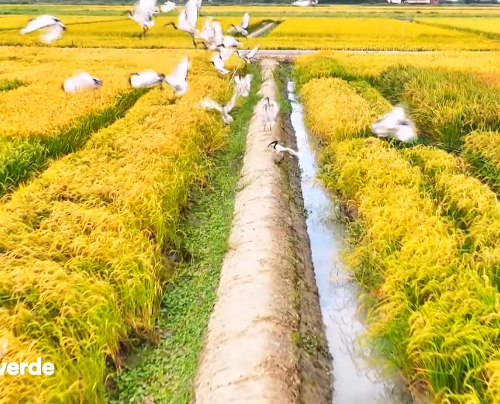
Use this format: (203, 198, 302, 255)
(418, 17, 500, 37)
(4, 2, 500, 403)
(293, 50, 500, 404)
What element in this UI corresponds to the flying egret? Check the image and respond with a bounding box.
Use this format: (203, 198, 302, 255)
(20, 15, 67, 44)
(160, 1, 177, 12)
(164, 0, 200, 48)
(237, 45, 259, 63)
(267, 140, 299, 164)
(129, 70, 166, 88)
(62, 72, 102, 93)
(234, 74, 252, 98)
(164, 56, 189, 95)
(223, 35, 241, 48)
(211, 52, 229, 75)
(127, 0, 158, 38)
(229, 13, 250, 36)
(199, 88, 239, 124)
(371, 105, 418, 143)
(262, 97, 279, 132)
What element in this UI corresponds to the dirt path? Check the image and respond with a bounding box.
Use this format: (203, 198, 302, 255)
(192, 59, 331, 404)
(248, 22, 276, 38)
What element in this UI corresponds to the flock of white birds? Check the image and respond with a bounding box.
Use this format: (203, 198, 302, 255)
(18, 0, 416, 145)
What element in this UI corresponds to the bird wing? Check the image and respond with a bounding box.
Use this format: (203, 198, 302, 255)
(211, 53, 226, 70)
(244, 74, 253, 83)
(225, 89, 239, 113)
(184, 0, 199, 28)
(211, 20, 223, 43)
(240, 13, 250, 29)
(219, 46, 235, 61)
(200, 97, 223, 112)
(131, 70, 162, 87)
(234, 75, 241, 84)
(20, 15, 57, 34)
(168, 57, 189, 84)
(223, 35, 240, 48)
(139, 0, 157, 14)
(40, 23, 64, 44)
(246, 45, 259, 59)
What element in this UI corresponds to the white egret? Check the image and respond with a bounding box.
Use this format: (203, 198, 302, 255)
(127, 0, 158, 38)
(267, 140, 299, 164)
(160, 1, 177, 12)
(237, 45, 259, 63)
(223, 35, 241, 48)
(292, 0, 318, 6)
(62, 72, 103, 93)
(234, 74, 252, 98)
(371, 105, 418, 143)
(262, 97, 279, 132)
(20, 15, 67, 44)
(164, 56, 189, 95)
(129, 70, 166, 88)
(199, 88, 239, 124)
(229, 13, 250, 36)
(211, 52, 229, 75)
(164, 0, 200, 48)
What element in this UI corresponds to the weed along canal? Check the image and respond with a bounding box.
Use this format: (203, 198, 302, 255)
(286, 81, 413, 404)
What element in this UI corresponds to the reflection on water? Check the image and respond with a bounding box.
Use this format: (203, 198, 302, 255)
(287, 81, 413, 404)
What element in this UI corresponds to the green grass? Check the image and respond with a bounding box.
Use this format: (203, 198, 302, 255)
(0, 78, 24, 92)
(107, 65, 261, 404)
(0, 88, 146, 198)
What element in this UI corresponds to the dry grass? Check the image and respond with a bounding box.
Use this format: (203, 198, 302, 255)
(0, 53, 240, 404)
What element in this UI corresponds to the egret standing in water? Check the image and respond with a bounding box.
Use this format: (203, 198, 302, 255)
(20, 15, 67, 44)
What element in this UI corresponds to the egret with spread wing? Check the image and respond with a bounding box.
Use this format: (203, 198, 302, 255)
(127, 0, 158, 38)
(230, 13, 250, 36)
(237, 45, 259, 63)
(164, 0, 200, 48)
(20, 15, 67, 44)
(199, 88, 239, 124)
(164, 56, 189, 95)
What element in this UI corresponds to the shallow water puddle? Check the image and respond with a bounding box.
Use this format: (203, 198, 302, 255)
(287, 81, 413, 404)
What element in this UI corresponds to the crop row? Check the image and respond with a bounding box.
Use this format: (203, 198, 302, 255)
(0, 48, 202, 197)
(294, 51, 500, 198)
(295, 68, 500, 402)
(0, 16, 271, 48)
(0, 56, 236, 404)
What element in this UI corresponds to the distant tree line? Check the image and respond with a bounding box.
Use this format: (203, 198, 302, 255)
(0, 0, 497, 5)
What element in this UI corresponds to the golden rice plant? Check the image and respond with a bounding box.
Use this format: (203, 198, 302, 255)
(0, 16, 268, 48)
(0, 55, 235, 403)
(376, 65, 500, 150)
(293, 50, 500, 83)
(418, 17, 500, 37)
(0, 48, 215, 196)
(265, 18, 500, 50)
(463, 131, 500, 193)
(298, 65, 500, 401)
(299, 78, 390, 144)
(0, 14, 125, 31)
